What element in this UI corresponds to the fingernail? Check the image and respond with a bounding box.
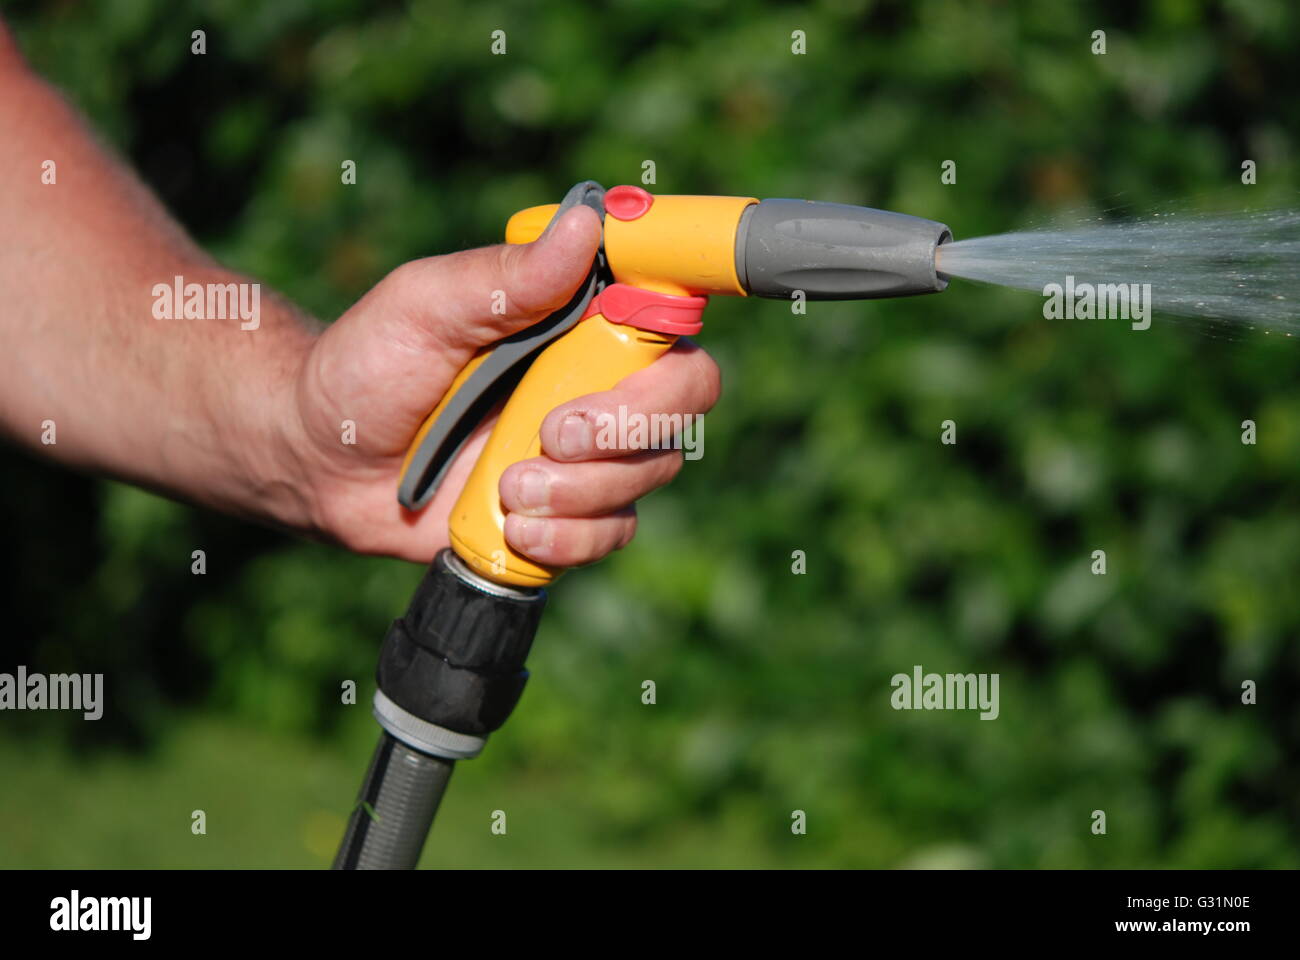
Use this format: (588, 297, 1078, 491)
(511, 516, 552, 552)
(517, 469, 551, 511)
(558, 414, 592, 458)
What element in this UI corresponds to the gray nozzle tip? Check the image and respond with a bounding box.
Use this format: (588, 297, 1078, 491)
(737, 199, 953, 301)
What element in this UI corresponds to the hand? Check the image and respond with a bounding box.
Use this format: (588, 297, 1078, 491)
(283, 206, 722, 566)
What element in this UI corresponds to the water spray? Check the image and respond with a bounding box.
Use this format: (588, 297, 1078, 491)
(937, 208, 1300, 333)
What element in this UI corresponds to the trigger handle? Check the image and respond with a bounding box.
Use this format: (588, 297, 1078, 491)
(397, 181, 607, 510)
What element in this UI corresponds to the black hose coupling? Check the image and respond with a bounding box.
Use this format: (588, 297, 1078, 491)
(374, 549, 547, 758)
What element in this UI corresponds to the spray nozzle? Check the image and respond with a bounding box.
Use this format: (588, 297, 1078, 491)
(735, 199, 952, 301)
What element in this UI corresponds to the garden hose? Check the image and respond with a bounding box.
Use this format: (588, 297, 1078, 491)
(332, 733, 455, 870)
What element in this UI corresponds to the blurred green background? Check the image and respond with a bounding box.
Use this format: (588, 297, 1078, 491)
(2, 0, 1298, 868)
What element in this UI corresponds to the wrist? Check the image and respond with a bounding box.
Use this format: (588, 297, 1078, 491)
(199, 287, 324, 537)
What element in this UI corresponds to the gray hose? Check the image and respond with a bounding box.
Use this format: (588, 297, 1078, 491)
(333, 732, 455, 870)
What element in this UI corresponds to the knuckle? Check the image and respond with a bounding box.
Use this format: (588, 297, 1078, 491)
(658, 449, 685, 484)
(494, 243, 548, 316)
(385, 257, 430, 293)
(691, 348, 723, 406)
(616, 511, 639, 550)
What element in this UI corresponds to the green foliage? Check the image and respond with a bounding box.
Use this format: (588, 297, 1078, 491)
(2, 0, 1298, 867)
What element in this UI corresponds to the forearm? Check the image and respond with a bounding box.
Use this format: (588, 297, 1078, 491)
(0, 20, 720, 570)
(0, 39, 319, 530)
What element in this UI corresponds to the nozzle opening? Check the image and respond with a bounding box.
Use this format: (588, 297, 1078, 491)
(934, 228, 953, 290)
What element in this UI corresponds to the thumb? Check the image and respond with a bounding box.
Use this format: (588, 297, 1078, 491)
(380, 204, 602, 354)
(298, 204, 602, 457)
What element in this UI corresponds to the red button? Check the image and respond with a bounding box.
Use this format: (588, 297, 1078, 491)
(604, 185, 654, 221)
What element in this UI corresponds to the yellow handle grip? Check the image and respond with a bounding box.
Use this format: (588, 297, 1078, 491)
(415, 186, 745, 588)
(449, 314, 676, 588)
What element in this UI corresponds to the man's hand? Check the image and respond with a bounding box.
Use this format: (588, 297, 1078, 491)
(282, 205, 721, 566)
(0, 36, 719, 569)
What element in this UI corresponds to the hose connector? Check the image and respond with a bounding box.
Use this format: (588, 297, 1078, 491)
(736, 199, 952, 301)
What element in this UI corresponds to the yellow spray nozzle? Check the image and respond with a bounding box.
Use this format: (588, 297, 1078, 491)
(507, 186, 952, 301)
(508, 188, 757, 297)
(406, 182, 952, 588)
